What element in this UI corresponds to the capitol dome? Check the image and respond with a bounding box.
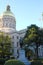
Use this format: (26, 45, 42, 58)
(3, 5, 14, 17)
(1, 5, 16, 30)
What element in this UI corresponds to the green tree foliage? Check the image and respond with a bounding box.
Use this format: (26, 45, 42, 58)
(0, 32, 12, 58)
(23, 24, 43, 58)
(23, 24, 39, 45)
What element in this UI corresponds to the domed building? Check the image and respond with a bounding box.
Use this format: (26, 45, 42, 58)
(0, 5, 43, 59)
(0, 5, 26, 58)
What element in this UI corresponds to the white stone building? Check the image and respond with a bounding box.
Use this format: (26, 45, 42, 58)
(0, 5, 43, 58)
(0, 5, 26, 58)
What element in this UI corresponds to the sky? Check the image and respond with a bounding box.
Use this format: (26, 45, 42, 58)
(0, 0, 43, 30)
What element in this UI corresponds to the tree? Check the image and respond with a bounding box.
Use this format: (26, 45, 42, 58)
(23, 24, 43, 59)
(0, 32, 12, 58)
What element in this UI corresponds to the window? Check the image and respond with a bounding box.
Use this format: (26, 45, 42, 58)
(12, 42, 14, 44)
(6, 23, 8, 26)
(12, 36, 14, 39)
(17, 49, 19, 58)
(3, 23, 4, 27)
(17, 50, 19, 54)
(17, 36, 19, 39)
(17, 42, 18, 47)
(12, 49, 14, 53)
(12, 42, 14, 47)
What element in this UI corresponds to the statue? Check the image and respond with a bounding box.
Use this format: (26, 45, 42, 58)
(7, 5, 10, 11)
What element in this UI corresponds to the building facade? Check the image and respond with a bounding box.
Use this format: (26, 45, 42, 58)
(0, 5, 43, 58)
(0, 5, 26, 58)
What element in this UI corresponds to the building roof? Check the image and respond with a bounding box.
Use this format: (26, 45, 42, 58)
(3, 5, 14, 17)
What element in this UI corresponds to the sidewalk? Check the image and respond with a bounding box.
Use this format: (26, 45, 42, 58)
(17, 49, 31, 65)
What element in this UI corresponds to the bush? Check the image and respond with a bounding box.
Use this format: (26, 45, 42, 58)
(25, 48, 34, 60)
(4, 59, 25, 65)
(31, 60, 43, 65)
(0, 58, 6, 65)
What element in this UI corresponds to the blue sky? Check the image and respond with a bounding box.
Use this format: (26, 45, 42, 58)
(0, 0, 43, 30)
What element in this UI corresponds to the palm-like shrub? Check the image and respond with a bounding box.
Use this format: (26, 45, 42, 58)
(4, 59, 25, 65)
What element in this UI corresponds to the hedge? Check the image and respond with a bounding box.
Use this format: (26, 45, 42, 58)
(31, 60, 43, 65)
(4, 59, 25, 65)
(0, 58, 6, 65)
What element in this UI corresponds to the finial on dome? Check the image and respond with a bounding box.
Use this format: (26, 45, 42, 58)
(6, 5, 10, 11)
